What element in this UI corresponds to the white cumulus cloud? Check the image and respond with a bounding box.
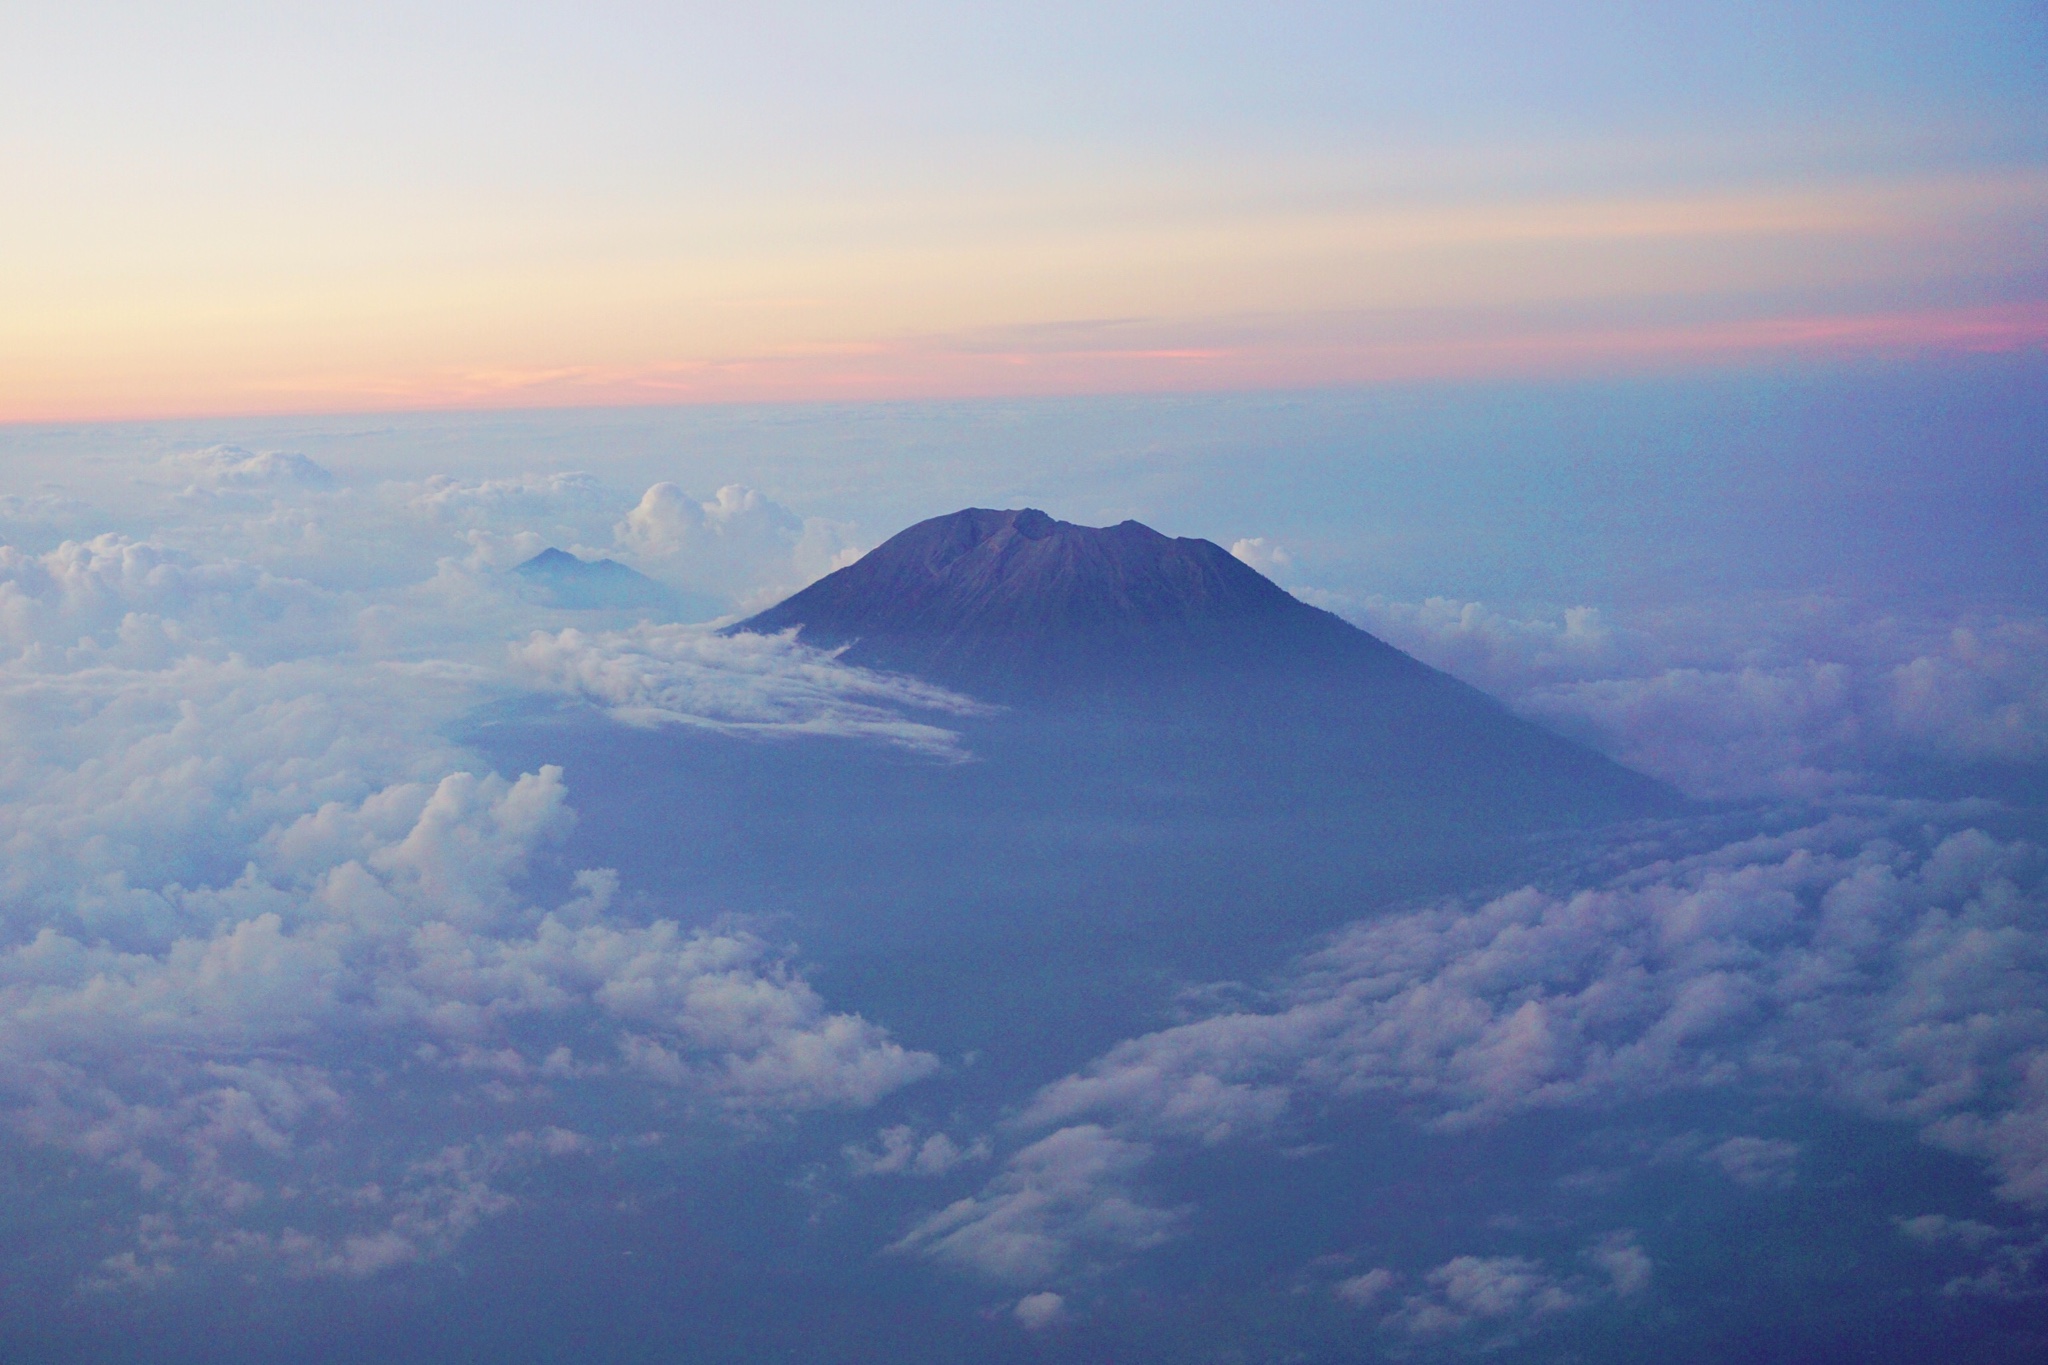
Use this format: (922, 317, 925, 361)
(0, 763, 937, 1285)
(0, 464, 951, 1289)
(1012, 1290, 1067, 1329)
(616, 482, 862, 613)
(845, 1125, 992, 1177)
(163, 446, 336, 492)
(908, 810, 2048, 1287)
(890, 1125, 1182, 1283)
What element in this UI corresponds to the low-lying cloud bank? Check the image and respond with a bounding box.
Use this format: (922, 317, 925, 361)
(1260, 568, 2048, 800)
(0, 457, 966, 920)
(8, 446, 2048, 1319)
(1380, 596, 2048, 800)
(0, 452, 962, 1286)
(906, 809, 2048, 1290)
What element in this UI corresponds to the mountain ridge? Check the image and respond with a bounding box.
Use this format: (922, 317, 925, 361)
(733, 506, 1413, 693)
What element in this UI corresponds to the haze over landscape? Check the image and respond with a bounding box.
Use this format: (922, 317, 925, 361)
(2, 4, 2046, 1363)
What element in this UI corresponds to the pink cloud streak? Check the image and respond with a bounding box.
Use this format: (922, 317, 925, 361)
(7, 302, 2044, 424)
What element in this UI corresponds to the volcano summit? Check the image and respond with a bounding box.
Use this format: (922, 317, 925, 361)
(736, 507, 1312, 691)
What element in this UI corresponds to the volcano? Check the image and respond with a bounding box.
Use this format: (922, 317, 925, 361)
(733, 507, 1676, 823)
(468, 506, 1679, 1096)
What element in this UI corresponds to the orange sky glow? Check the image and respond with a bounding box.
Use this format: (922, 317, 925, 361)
(4, 6, 2042, 424)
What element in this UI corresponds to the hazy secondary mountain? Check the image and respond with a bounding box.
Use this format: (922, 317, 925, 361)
(734, 507, 1677, 826)
(513, 546, 681, 611)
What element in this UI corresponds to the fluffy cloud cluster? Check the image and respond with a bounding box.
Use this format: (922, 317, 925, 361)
(618, 482, 862, 613)
(845, 1124, 991, 1177)
(1341, 1232, 1650, 1343)
(1897, 1212, 2048, 1300)
(891, 1125, 1182, 1284)
(1697, 1133, 1802, 1186)
(907, 812, 2048, 1284)
(2, 764, 936, 1287)
(0, 531, 332, 661)
(1011, 1290, 1067, 1330)
(162, 445, 336, 493)
(0, 452, 956, 1287)
(0, 491, 93, 550)
(1227, 537, 1291, 578)
(119, 455, 856, 618)
(0, 540, 446, 948)
(1303, 589, 2048, 800)
(0, 462, 955, 940)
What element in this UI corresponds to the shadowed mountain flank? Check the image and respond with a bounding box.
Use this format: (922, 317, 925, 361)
(733, 508, 1680, 824)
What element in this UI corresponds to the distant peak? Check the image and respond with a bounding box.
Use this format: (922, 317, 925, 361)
(515, 547, 647, 579)
(512, 547, 675, 611)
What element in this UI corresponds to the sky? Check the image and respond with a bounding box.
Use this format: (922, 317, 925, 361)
(2, 1, 2046, 420)
(3, 5, 2048, 1361)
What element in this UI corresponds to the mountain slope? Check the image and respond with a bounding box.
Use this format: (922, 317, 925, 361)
(732, 508, 1680, 824)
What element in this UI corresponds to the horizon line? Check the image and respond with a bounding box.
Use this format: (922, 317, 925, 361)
(6, 301, 2045, 429)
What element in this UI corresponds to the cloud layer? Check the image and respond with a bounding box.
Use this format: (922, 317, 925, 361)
(1291, 589, 2048, 800)
(11, 440, 2048, 1338)
(0, 455, 963, 1287)
(907, 810, 2048, 1287)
